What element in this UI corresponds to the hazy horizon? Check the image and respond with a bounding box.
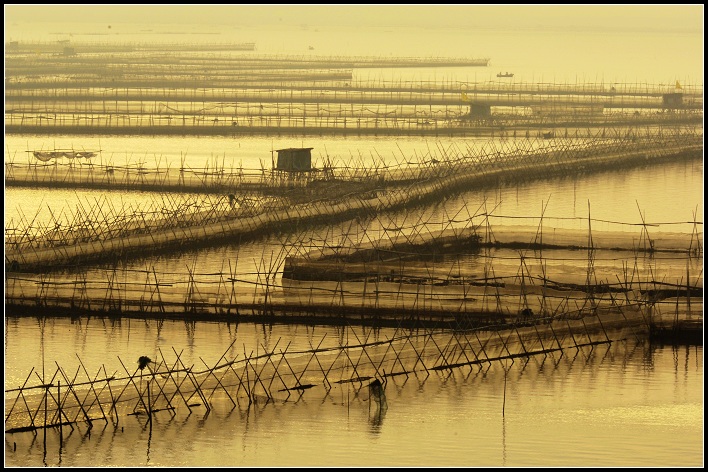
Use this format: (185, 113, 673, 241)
(4, 4, 704, 34)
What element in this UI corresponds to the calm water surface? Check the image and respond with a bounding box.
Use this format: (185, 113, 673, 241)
(4, 9, 704, 467)
(4, 146, 703, 469)
(5, 9, 703, 84)
(3, 315, 703, 467)
(5, 135, 703, 231)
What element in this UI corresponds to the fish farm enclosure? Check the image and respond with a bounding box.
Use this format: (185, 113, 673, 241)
(4, 38, 703, 438)
(5, 41, 702, 137)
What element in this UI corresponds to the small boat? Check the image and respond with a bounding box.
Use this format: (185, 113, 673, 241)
(497, 72, 514, 78)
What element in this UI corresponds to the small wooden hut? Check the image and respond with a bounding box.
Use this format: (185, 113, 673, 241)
(274, 147, 314, 172)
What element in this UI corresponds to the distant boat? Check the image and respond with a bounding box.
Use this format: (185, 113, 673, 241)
(497, 72, 514, 78)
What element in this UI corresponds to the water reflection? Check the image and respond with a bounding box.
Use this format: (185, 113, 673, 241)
(5, 339, 702, 466)
(369, 404, 387, 433)
(367, 377, 388, 433)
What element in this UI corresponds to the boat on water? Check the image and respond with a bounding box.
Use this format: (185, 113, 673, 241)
(497, 72, 514, 78)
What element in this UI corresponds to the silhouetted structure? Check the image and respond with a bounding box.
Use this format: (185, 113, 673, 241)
(275, 148, 314, 172)
(138, 356, 152, 371)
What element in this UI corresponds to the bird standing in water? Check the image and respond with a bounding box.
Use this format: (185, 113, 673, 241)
(137, 356, 153, 415)
(138, 356, 152, 371)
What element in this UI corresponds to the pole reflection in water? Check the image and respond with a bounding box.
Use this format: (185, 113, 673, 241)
(3, 335, 703, 466)
(368, 377, 387, 432)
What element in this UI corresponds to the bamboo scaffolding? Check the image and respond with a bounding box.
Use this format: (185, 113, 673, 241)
(5, 213, 702, 330)
(5, 55, 702, 137)
(4, 304, 649, 434)
(5, 131, 703, 271)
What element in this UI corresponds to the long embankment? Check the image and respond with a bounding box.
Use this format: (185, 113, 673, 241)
(6, 117, 704, 139)
(5, 134, 703, 273)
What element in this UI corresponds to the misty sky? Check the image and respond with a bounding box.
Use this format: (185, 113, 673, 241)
(4, 4, 704, 33)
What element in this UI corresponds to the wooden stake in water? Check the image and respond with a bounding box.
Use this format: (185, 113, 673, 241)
(44, 385, 48, 440)
(502, 359, 507, 418)
(147, 380, 152, 424)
